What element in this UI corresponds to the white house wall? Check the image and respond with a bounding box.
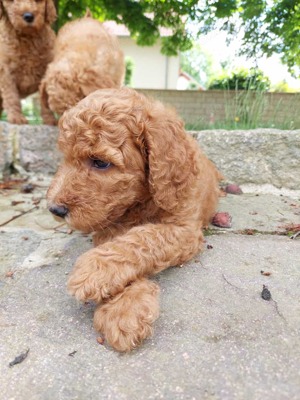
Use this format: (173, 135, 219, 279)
(119, 37, 180, 89)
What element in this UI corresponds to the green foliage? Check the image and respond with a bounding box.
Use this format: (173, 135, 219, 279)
(256, 0, 300, 75)
(187, 82, 200, 90)
(194, 0, 300, 76)
(180, 44, 216, 88)
(208, 68, 271, 91)
(185, 89, 300, 131)
(55, 1, 300, 71)
(213, 0, 238, 18)
(124, 57, 134, 86)
(21, 97, 43, 124)
(0, 97, 43, 125)
(229, 90, 266, 127)
(270, 80, 298, 93)
(56, 0, 196, 55)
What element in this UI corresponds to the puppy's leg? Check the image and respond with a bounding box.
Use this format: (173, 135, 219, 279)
(67, 223, 202, 303)
(94, 278, 160, 352)
(92, 223, 134, 246)
(40, 102, 57, 126)
(1, 78, 27, 124)
(39, 81, 57, 126)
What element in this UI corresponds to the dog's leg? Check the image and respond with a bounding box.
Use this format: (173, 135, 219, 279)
(67, 223, 202, 303)
(92, 223, 135, 246)
(1, 78, 27, 124)
(40, 101, 57, 126)
(39, 81, 57, 126)
(94, 278, 160, 352)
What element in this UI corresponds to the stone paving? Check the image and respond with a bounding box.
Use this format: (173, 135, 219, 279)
(0, 176, 299, 400)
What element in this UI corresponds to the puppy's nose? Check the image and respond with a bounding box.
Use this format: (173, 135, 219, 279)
(23, 13, 35, 23)
(49, 205, 69, 219)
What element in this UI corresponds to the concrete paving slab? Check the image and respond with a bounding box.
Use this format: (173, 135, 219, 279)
(0, 180, 299, 400)
(217, 191, 300, 233)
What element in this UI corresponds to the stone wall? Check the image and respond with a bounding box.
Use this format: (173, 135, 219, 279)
(1, 122, 299, 190)
(192, 129, 300, 190)
(138, 89, 300, 128)
(0, 122, 61, 176)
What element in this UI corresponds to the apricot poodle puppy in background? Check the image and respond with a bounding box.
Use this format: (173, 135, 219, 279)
(47, 87, 222, 352)
(0, 0, 56, 124)
(40, 14, 125, 125)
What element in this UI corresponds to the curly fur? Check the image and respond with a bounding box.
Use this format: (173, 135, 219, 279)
(0, 0, 56, 124)
(40, 16, 125, 125)
(47, 87, 223, 351)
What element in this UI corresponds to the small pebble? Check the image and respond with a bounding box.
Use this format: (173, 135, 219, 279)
(96, 337, 105, 345)
(224, 184, 243, 195)
(211, 212, 232, 228)
(261, 285, 271, 301)
(20, 183, 34, 193)
(9, 349, 30, 367)
(260, 270, 272, 276)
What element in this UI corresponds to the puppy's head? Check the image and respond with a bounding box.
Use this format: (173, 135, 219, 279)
(47, 88, 198, 233)
(1, 0, 56, 32)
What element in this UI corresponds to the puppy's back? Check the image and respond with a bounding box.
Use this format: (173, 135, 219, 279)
(55, 17, 121, 54)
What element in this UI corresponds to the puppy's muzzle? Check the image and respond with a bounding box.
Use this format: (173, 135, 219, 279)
(23, 13, 35, 23)
(49, 205, 69, 219)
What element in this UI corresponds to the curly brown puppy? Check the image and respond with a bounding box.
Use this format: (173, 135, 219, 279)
(0, 0, 56, 124)
(47, 87, 222, 352)
(40, 15, 125, 125)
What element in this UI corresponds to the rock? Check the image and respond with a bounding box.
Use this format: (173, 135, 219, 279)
(192, 129, 300, 190)
(1, 122, 300, 190)
(224, 184, 243, 195)
(0, 122, 61, 176)
(211, 212, 232, 228)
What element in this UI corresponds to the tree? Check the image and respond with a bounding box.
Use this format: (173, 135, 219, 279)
(270, 80, 298, 93)
(180, 44, 217, 88)
(195, 0, 300, 76)
(208, 68, 271, 91)
(55, 0, 194, 55)
(55, 1, 300, 74)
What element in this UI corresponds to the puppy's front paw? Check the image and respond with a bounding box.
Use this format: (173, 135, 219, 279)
(67, 250, 111, 303)
(67, 248, 136, 303)
(8, 114, 28, 125)
(94, 279, 160, 352)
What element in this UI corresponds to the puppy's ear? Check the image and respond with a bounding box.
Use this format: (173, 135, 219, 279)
(139, 101, 199, 212)
(45, 0, 57, 25)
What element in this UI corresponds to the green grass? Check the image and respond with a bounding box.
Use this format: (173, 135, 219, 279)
(0, 96, 43, 125)
(2, 90, 300, 130)
(185, 118, 299, 131)
(22, 100, 43, 124)
(186, 90, 300, 131)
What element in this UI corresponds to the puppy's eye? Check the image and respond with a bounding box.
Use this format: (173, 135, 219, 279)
(91, 158, 111, 170)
